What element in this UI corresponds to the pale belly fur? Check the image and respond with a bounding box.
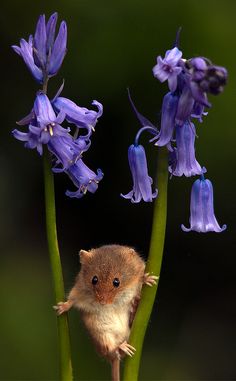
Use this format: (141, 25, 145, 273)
(82, 305, 130, 355)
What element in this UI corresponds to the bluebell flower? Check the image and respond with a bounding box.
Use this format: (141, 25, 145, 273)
(188, 58, 227, 97)
(121, 144, 158, 203)
(191, 102, 208, 123)
(181, 177, 226, 233)
(13, 93, 69, 154)
(175, 85, 195, 126)
(65, 159, 104, 198)
(153, 47, 183, 92)
(12, 12, 67, 83)
(169, 121, 204, 177)
(52, 96, 103, 137)
(48, 135, 91, 172)
(151, 92, 179, 148)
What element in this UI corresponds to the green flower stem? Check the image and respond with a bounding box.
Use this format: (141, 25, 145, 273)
(43, 148, 73, 381)
(123, 147, 169, 381)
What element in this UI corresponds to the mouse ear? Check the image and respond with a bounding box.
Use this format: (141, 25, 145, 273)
(127, 247, 136, 256)
(79, 249, 93, 264)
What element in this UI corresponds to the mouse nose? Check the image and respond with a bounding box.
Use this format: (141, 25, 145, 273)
(95, 290, 113, 305)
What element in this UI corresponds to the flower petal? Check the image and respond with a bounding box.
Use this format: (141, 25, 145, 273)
(34, 14, 47, 66)
(48, 21, 67, 76)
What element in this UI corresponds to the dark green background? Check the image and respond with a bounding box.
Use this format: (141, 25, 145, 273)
(0, 0, 235, 380)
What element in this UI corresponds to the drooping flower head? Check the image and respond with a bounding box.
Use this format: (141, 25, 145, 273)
(152, 35, 227, 182)
(151, 91, 179, 147)
(181, 176, 226, 233)
(168, 121, 204, 177)
(12, 90, 103, 199)
(121, 144, 158, 203)
(12, 12, 67, 83)
(53, 96, 103, 138)
(13, 92, 69, 155)
(65, 159, 104, 199)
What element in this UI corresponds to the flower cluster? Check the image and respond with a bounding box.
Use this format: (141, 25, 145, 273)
(122, 36, 227, 233)
(12, 13, 67, 84)
(12, 13, 103, 198)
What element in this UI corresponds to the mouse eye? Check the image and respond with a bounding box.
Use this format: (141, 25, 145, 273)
(92, 276, 98, 285)
(113, 278, 120, 288)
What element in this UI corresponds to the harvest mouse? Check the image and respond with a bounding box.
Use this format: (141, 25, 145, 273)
(54, 244, 158, 381)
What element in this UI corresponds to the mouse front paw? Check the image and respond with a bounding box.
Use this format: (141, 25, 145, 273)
(53, 301, 71, 315)
(143, 272, 159, 287)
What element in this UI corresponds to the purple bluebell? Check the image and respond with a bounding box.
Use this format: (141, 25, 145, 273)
(34, 93, 68, 142)
(52, 97, 103, 136)
(121, 144, 158, 203)
(175, 85, 195, 126)
(153, 47, 183, 92)
(12, 12, 67, 83)
(151, 92, 179, 147)
(13, 93, 69, 154)
(187, 58, 227, 106)
(182, 177, 226, 233)
(191, 102, 208, 123)
(48, 135, 91, 172)
(65, 159, 104, 198)
(169, 121, 203, 177)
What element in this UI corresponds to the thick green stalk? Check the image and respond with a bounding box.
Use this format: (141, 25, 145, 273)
(43, 149, 73, 381)
(123, 147, 168, 381)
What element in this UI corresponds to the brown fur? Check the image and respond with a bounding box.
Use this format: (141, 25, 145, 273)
(54, 245, 150, 381)
(69, 245, 145, 360)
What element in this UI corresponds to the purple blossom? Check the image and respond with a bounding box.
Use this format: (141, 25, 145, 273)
(48, 135, 91, 172)
(175, 85, 195, 126)
(191, 102, 208, 123)
(52, 97, 103, 136)
(65, 159, 103, 198)
(181, 177, 226, 233)
(13, 93, 69, 154)
(169, 122, 203, 177)
(187, 57, 227, 106)
(121, 144, 158, 203)
(12, 12, 67, 83)
(153, 47, 183, 92)
(151, 92, 179, 147)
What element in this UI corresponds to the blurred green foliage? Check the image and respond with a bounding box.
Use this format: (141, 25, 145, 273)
(0, 0, 235, 380)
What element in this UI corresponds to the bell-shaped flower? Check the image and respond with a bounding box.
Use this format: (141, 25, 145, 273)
(13, 93, 69, 154)
(169, 122, 203, 177)
(175, 85, 195, 126)
(185, 58, 210, 107)
(181, 177, 227, 233)
(12, 12, 67, 83)
(153, 47, 183, 92)
(33, 93, 68, 142)
(52, 97, 103, 137)
(65, 159, 104, 199)
(121, 144, 158, 203)
(151, 92, 179, 147)
(48, 135, 91, 172)
(191, 102, 208, 123)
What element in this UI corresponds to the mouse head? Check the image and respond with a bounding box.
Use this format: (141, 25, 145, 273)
(79, 245, 145, 306)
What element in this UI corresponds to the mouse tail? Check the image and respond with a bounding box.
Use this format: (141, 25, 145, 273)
(111, 357, 120, 381)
